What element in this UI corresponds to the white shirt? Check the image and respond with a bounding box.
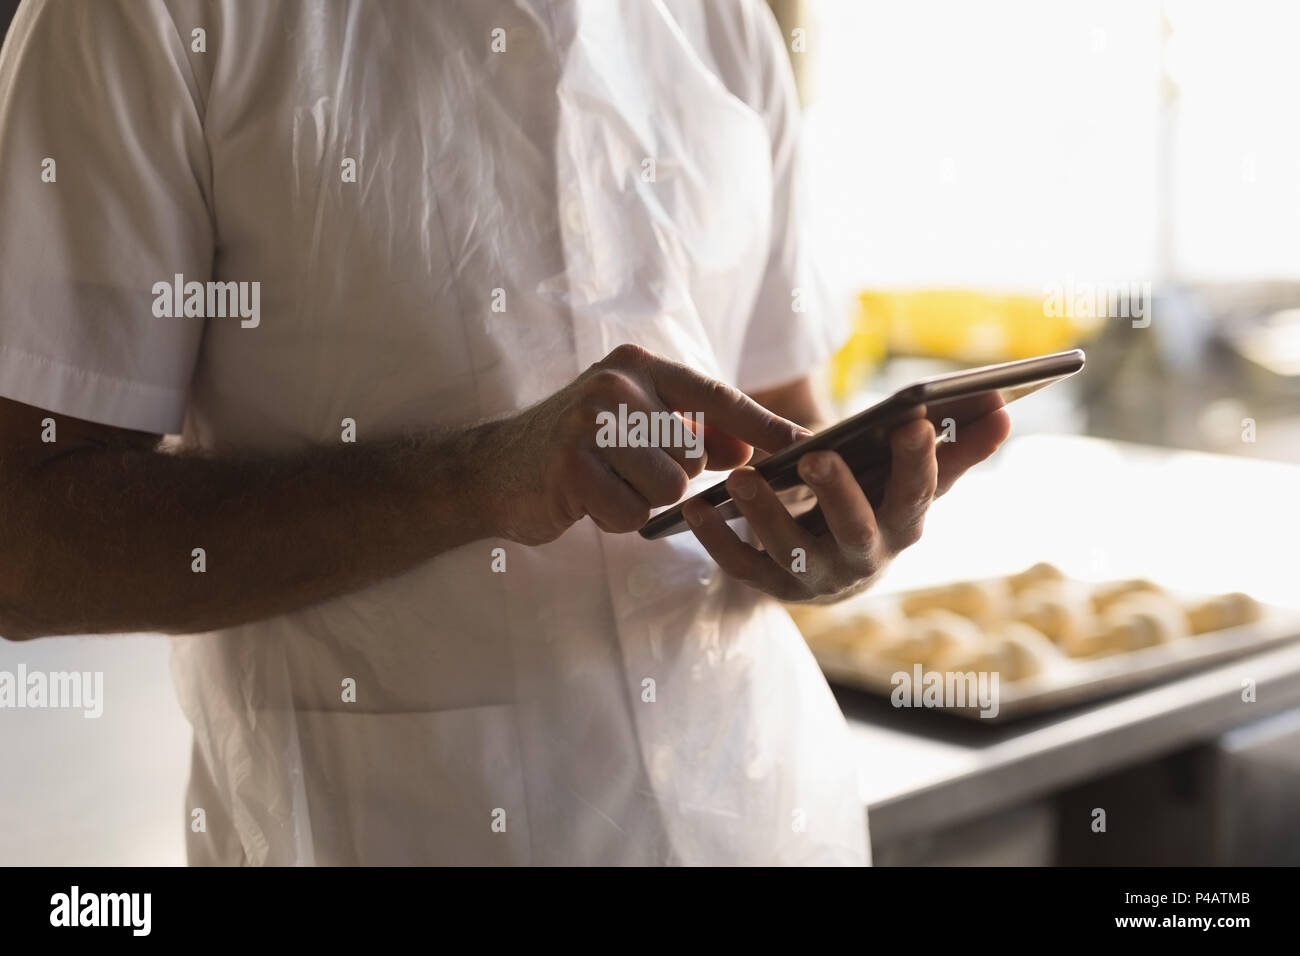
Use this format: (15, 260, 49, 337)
(0, 0, 865, 864)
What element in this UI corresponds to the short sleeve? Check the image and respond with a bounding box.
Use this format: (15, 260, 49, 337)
(0, 0, 212, 434)
(732, 2, 848, 394)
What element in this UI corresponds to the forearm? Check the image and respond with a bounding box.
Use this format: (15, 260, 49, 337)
(0, 423, 500, 639)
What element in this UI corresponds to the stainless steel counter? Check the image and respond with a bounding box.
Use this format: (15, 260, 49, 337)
(850, 642, 1300, 845)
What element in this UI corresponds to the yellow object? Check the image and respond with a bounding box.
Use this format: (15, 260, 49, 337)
(828, 289, 1103, 402)
(827, 297, 889, 400)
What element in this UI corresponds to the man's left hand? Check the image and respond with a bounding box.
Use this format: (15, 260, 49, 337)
(682, 410, 1011, 603)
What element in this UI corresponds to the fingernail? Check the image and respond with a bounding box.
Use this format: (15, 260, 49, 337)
(730, 469, 756, 500)
(907, 425, 932, 450)
(684, 504, 705, 527)
(802, 453, 831, 483)
(793, 425, 814, 442)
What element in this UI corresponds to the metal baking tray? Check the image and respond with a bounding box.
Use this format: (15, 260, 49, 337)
(804, 592, 1300, 723)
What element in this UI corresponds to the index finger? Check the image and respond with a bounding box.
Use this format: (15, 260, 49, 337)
(644, 355, 807, 455)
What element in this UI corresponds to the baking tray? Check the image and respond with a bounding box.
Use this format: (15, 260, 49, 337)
(806, 597, 1300, 723)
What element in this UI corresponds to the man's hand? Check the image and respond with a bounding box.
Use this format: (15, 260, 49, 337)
(681, 409, 1011, 603)
(481, 344, 808, 545)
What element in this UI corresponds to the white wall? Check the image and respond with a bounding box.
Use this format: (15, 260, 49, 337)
(801, 0, 1300, 293)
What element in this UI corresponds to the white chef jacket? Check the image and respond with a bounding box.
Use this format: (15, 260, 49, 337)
(0, 0, 865, 864)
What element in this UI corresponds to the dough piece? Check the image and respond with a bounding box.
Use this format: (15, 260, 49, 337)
(872, 609, 984, 672)
(1006, 562, 1066, 595)
(945, 622, 1058, 682)
(801, 602, 905, 659)
(1089, 592, 1190, 653)
(1185, 592, 1262, 635)
(1012, 583, 1093, 647)
(1090, 578, 1163, 614)
(1060, 626, 1122, 659)
(899, 579, 1010, 626)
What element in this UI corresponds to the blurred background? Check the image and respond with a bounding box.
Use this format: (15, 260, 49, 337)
(784, 0, 1300, 460)
(773, 0, 1300, 867)
(2, 0, 1298, 867)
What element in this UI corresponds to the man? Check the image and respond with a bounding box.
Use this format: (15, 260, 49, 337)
(0, 0, 1007, 864)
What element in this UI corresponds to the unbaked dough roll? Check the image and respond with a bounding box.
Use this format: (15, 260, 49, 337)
(1012, 582, 1093, 647)
(1061, 627, 1122, 659)
(898, 579, 1010, 626)
(1090, 592, 1190, 653)
(1090, 578, 1163, 614)
(1006, 562, 1066, 595)
(944, 621, 1058, 682)
(1186, 592, 1262, 635)
(802, 602, 906, 660)
(872, 609, 984, 672)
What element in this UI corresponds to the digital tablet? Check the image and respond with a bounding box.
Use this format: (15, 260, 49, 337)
(638, 348, 1086, 540)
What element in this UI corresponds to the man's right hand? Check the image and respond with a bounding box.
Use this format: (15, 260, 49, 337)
(479, 344, 808, 545)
